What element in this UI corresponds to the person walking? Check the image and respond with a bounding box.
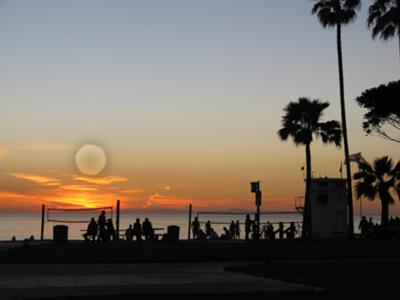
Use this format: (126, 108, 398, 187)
(191, 217, 200, 240)
(245, 214, 252, 241)
(133, 218, 142, 241)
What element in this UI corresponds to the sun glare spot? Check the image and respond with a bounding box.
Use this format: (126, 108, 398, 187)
(75, 144, 107, 176)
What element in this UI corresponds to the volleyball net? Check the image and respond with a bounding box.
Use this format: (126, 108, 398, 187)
(195, 210, 300, 225)
(46, 206, 114, 223)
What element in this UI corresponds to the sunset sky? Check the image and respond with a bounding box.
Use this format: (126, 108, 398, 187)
(0, 0, 399, 214)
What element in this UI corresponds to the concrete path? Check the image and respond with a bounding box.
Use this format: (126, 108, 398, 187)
(0, 262, 322, 299)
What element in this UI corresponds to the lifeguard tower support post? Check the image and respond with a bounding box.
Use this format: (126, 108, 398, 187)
(310, 178, 348, 238)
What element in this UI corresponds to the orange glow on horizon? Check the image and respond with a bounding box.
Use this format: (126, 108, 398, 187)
(0, 170, 393, 215)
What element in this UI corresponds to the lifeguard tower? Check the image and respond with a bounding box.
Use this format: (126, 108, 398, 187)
(310, 178, 348, 238)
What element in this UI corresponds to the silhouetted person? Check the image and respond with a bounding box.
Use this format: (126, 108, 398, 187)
(83, 217, 97, 242)
(29, 235, 35, 241)
(229, 221, 235, 239)
(97, 210, 107, 242)
(11, 236, 16, 242)
(358, 216, 368, 239)
(220, 227, 231, 240)
(205, 220, 212, 238)
(142, 218, 154, 241)
(106, 218, 116, 241)
(133, 218, 142, 241)
(209, 228, 219, 240)
(191, 217, 200, 240)
(284, 222, 296, 239)
(199, 229, 207, 240)
(234, 220, 240, 239)
(125, 224, 133, 241)
(368, 217, 374, 239)
(252, 219, 259, 240)
(266, 222, 275, 240)
(245, 214, 252, 241)
(278, 222, 284, 240)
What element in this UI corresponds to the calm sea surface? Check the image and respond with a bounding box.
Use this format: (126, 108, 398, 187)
(0, 211, 375, 241)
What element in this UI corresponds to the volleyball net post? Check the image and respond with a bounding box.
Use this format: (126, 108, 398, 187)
(188, 203, 192, 240)
(40, 204, 45, 241)
(116, 200, 120, 241)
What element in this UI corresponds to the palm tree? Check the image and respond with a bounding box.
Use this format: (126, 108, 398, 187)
(312, 0, 361, 238)
(354, 156, 400, 231)
(368, 0, 400, 61)
(278, 98, 341, 238)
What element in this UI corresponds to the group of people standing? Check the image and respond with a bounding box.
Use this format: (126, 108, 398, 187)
(124, 218, 155, 241)
(191, 217, 242, 240)
(191, 214, 298, 241)
(358, 216, 400, 240)
(83, 210, 116, 242)
(83, 211, 156, 242)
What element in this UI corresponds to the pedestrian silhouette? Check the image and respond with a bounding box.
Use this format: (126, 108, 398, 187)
(245, 214, 252, 241)
(125, 224, 133, 241)
(234, 220, 241, 239)
(205, 220, 212, 239)
(106, 218, 116, 241)
(83, 217, 97, 242)
(97, 210, 107, 242)
(191, 217, 200, 240)
(133, 218, 142, 241)
(143, 217, 155, 241)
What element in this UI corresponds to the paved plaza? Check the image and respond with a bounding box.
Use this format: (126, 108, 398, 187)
(0, 261, 322, 299)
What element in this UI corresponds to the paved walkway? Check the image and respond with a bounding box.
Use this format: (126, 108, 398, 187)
(0, 262, 322, 299)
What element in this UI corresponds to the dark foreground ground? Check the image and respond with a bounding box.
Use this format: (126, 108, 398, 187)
(1, 239, 400, 299)
(2, 238, 400, 263)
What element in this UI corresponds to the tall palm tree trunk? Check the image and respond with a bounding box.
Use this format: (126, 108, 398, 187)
(381, 200, 389, 229)
(302, 142, 312, 238)
(336, 22, 354, 238)
(380, 198, 389, 242)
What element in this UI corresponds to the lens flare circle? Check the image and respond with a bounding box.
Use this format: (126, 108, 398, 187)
(75, 144, 107, 176)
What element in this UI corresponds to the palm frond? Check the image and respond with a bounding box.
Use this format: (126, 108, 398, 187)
(368, 0, 400, 41)
(374, 156, 393, 179)
(355, 180, 377, 200)
(312, 0, 361, 27)
(278, 97, 338, 147)
(318, 120, 342, 146)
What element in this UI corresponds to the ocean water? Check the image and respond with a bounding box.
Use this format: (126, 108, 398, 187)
(0, 211, 376, 241)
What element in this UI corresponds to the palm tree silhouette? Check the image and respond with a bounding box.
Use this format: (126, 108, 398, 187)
(368, 0, 400, 61)
(278, 98, 341, 238)
(312, 0, 361, 238)
(354, 156, 400, 231)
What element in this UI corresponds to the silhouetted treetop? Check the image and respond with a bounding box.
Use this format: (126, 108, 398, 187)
(278, 97, 341, 147)
(354, 155, 400, 229)
(355, 80, 400, 143)
(368, 0, 400, 60)
(368, 0, 400, 41)
(311, 0, 361, 28)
